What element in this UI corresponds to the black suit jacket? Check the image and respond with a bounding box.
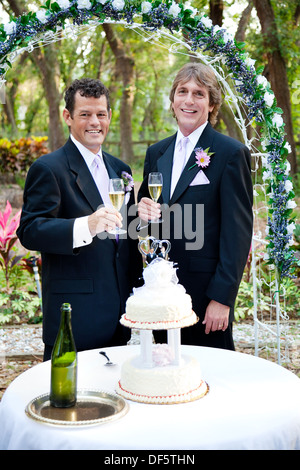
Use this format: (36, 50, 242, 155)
(138, 123, 253, 327)
(17, 138, 142, 351)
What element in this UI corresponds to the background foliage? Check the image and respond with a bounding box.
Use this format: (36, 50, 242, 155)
(0, 0, 299, 325)
(0, 136, 48, 174)
(0, 0, 299, 178)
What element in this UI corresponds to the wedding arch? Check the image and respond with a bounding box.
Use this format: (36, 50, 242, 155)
(0, 0, 298, 363)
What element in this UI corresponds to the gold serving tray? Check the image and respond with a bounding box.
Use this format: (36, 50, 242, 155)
(25, 389, 129, 427)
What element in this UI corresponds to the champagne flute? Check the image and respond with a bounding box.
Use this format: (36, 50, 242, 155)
(108, 178, 126, 235)
(148, 172, 163, 223)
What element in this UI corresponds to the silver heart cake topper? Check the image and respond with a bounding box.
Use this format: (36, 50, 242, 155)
(138, 237, 171, 261)
(138, 236, 159, 257)
(158, 239, 171, 256)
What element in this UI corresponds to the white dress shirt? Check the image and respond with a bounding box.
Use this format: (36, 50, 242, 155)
(70, 135, 109, 248)
(170, 122, 208, 197)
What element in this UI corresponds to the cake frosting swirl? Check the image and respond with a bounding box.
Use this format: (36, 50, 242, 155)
(120, 258, 198, 329)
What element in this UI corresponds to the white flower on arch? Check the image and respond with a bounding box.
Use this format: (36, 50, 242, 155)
(141, 1, 152, 14)
(272, 113, 284, 128)
(112, 0, 125, 11)
(36, 10, 50, 24)
(201, 16, 213, 29)
(168, 2, 181, 18)
(284, 179, 293, 194)
(4, 21, 17, 35)
(77, 0, 92, 9)
(264, 91, 275, 107)
(56, 0, 71, 10)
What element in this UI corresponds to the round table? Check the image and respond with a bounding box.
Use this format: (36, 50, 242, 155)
(0, 345, 299, 450)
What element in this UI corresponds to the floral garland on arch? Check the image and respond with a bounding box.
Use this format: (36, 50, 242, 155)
(0, 0, 298, 283)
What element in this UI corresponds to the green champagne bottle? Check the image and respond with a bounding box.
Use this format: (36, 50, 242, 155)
(50, 303, 77, 408)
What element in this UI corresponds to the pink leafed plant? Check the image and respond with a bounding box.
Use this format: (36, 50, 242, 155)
(0, 201, 22, 291)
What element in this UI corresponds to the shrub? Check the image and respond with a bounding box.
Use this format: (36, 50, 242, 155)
(0, 200, 22, 291)
(0, 136, 48, 175)
(0, 201, 43, 325)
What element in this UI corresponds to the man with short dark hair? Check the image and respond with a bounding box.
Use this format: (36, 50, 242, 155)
(17, 78, 141, 360)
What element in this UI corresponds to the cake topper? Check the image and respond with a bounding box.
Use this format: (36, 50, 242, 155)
(138, 237, 171, 264)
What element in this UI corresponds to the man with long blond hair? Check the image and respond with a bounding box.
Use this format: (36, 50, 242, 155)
(138, 63, 253, 350)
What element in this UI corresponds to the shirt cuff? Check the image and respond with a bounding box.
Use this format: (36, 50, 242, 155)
(73, 216, 93, 248)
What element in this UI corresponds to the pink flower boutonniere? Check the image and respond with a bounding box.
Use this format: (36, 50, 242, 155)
(121, 171, 134, 204)
(188, 147, 214, 170)
(121, 171, 134, 192)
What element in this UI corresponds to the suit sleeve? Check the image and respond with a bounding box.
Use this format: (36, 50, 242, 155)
(205, 145, 253, 308)
(17, 160, 75, 255)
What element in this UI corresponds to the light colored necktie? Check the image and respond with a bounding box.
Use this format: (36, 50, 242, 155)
(91, 154, 111, 207)
(170, 137, 189, 197)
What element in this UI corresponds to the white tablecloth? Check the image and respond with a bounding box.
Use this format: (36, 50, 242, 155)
(0, 345, 300, 450)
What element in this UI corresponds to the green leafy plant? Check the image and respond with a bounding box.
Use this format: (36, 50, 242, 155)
(235, 245, 300, 322)
(235, 279, 272, 322)
(294, 224, 300, 250)
(0, 290, 41, 325)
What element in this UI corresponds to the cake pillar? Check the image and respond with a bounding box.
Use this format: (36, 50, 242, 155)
(140, 330, 153, 367)
(167, 329, 181, 365)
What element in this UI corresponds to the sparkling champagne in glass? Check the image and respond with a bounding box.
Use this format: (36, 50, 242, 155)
(108, 178, 126, 234)
(148, 172, 163, 223)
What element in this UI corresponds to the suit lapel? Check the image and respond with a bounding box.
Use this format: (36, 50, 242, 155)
(66, 140, 123, 246)
(103, 152, 120, 179)
(66, 139, 103, 212)
(157, 136, 176, 205)
(170, 123, 215, 205)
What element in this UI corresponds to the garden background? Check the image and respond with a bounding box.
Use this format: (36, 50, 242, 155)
(0, 0, 299, 397)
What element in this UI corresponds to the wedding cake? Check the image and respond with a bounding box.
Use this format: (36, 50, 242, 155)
(120, 258, 198, 329)
(117, 258, 208, 404)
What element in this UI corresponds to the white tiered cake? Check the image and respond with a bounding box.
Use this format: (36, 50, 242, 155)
(117, 258, 208, 404)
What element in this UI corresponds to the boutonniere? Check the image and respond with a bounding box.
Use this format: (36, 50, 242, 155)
(188, 147, 215, 170)
(121, 171, 134, 204)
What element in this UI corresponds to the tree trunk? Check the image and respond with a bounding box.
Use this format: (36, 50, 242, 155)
(209, 0, 224, 26)
(102, 24, 135, 163)
(2, 0, 65, 151)
(1, 50, 29, 134)
(253, 0, 298, 175)
(31, 45, 65, 151)
(235, 0, 253, 43)
(2, 95, 17, 134)
(235, 0, 255, 145)
(97, 40, 107, 80)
